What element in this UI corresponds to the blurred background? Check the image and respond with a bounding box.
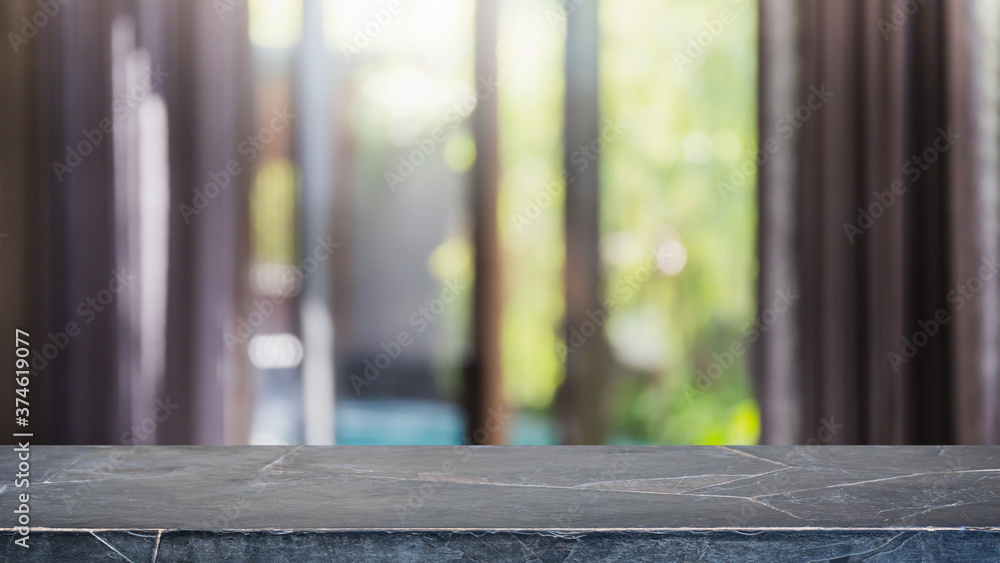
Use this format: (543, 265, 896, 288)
(1, 0, 998, 446)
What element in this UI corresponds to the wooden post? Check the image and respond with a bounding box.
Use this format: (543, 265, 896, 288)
(558, 0, 609, 445)
(468, 0, 505, 445)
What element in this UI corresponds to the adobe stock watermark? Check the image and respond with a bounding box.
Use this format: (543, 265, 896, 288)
(723, 416, 844, 527)
(510, 116, 626, 234)
(196, 446, 300, 529)
(673, 0, 752, 72)
(843, 127, 959, 244)
(54, 395, 180, 516)
(52, 64, 169, 183)
(351, 279, 467, 395)
(718, 85, 833, 202)
(554, 451, 636, 527)
(894, 454, 969, 526)
(384, 76, 499, 192)
(341, 1, 402, 62)
(26, 270, 135, 373)
(7, 0, 71, 54)
(683, 287, 799, 403)
(556, 244, 676, 361)
(212, 0, 245, 20)
(178, 106, 295, 224)
(886, 255, 998, 373)
(224, 235, 341, 351)
(878, 0, 928, 40)
(120, 397, 180, 445)
(545, 0, 591, 30)
(569, 116, 627, 173)
(394, 407, 512, 525)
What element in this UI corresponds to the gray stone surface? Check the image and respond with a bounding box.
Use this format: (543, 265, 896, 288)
(1, 445, 999, 561)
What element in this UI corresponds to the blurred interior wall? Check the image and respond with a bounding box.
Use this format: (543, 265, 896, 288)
(0, 0, 253, 445)
(758, 0, 1000, 444)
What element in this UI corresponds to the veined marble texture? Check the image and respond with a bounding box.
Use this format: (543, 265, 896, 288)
(1, 445, 998, 561)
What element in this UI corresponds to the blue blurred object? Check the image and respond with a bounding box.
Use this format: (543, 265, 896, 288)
(336, 400, 560, 445)
(336, 400, 465, 445)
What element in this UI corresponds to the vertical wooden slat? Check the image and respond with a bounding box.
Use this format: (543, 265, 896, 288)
(468, 0, 505, 445)
(558, 0, 609, 444)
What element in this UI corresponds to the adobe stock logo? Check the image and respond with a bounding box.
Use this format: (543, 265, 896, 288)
(351, 279, 467, 395)
(178, 106, 294, 224)
(843, 127, 959, 244)
(545, 0, 590, 30)
(224, 235, 340, 351)
(120, 397, 180, 445)
(510, 116, 626, 234)
(877, 0, 928, 40)
(384, 76, 499, 192)
(683, 287, 798, 403)
(672, 0, 752, 72)
(52, 64, 170, 182)
(7, 0, 71, 54)
(28, 269, 135, 372)
(717, 85, 833, 202)
(340, 1, 403, 62)
(887, 255, 999, 373)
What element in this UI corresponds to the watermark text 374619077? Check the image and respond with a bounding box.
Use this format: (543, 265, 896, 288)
(13, 328, 33, 549)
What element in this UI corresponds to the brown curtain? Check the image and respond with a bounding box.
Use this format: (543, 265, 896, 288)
(0, 0, 252, 445)
(758, 0, 1000, 444)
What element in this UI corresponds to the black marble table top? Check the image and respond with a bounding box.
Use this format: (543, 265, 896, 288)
(2, 445, 999, 561)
